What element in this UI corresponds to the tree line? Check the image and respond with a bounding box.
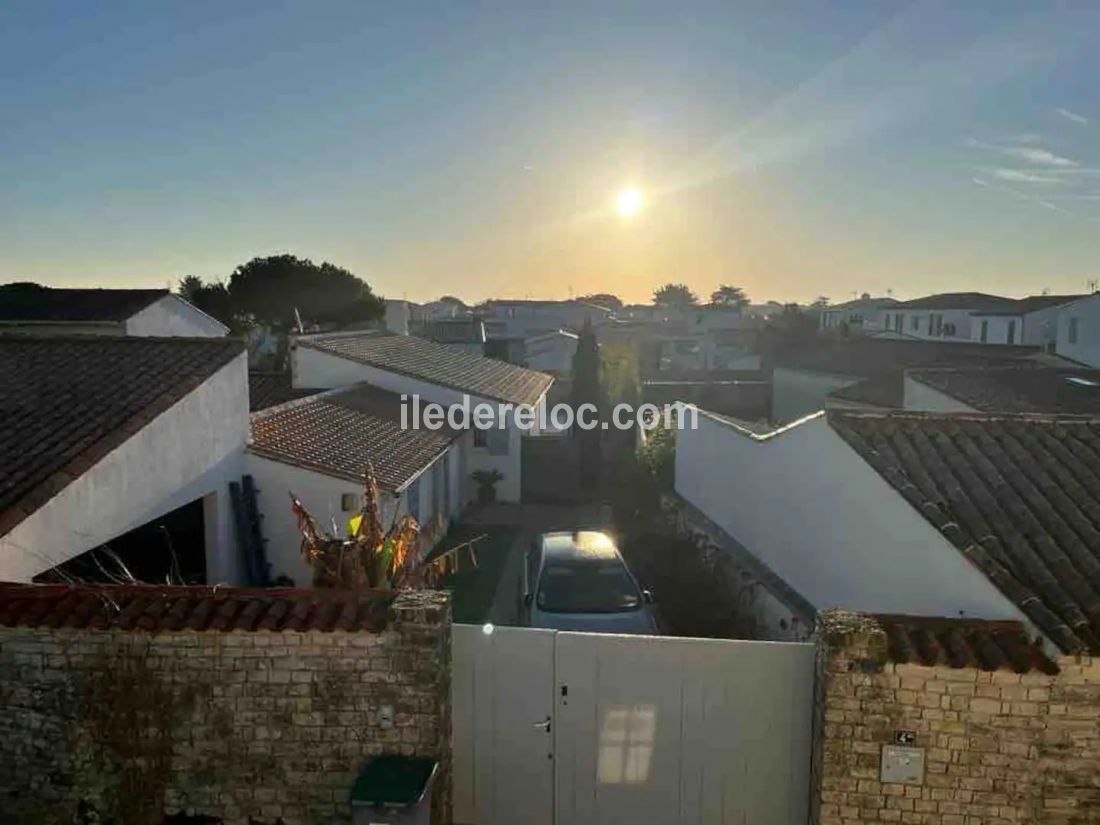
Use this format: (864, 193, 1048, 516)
(178, 254, 384, 333)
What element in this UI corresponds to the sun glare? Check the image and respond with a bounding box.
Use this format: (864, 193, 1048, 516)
(616, 187, 643, 218)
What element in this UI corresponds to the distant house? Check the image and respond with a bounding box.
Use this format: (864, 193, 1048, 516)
(291, 330, 554, 501)
(479, 299, 611, 340)
(819, 295, 898, 334)
(675, 409, 1100, 654)
(771, 336, 1040, 423)
(968, 294, 1083, 347)
(0, 336, 248, 583)
(0, 283, 228, 337)
(1055, 292, 1100, 367)
(826, 364, 1100, 415)
(248, 384, 464, 585)
(523, 329, 578, 376)
(880, 292, 1015, 341)
(410, 317, 487, 354)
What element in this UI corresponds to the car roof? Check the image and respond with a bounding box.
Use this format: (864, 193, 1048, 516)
(539, 531, 619, 562)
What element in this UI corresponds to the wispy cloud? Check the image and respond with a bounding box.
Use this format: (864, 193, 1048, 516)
(1001, 146, 1078, 167)
(967, 137, 1077, 167)
(1056, 107, 1089, 125)
(992, 168, 1062, 184)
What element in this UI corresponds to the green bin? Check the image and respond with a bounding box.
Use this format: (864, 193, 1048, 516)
(350, 755, 438, 825)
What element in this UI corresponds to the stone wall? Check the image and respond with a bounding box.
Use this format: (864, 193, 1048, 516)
(0, 591, 451, 825)
(817, 614, 1100, 825)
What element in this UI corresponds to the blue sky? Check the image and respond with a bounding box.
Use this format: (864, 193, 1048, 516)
(2, 1, 1098, 303)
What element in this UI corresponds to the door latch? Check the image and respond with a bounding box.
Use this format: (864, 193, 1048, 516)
(533, 716, 551, 732)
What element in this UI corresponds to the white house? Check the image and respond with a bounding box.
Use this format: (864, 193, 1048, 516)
(0, 283, 228, 337)
(410, 318, 487, 354)
(479, 299, 611, 340)
(1056, 292, 1100, 367)
(675, 408, 1100, 654)
(247, 384, 466, 586)
(290, 330, 554, 502)
(967, 294, 1083, 347)
(0, 336, 248, 584)
(819, 295, 898, 334)
(879, 292, 1014, 341)
(523, 329, 579, 376)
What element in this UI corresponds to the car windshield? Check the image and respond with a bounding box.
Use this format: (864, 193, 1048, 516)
(536, 559, 642, 613)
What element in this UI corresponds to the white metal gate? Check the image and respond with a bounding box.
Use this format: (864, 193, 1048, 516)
(451, 625, 815, 825)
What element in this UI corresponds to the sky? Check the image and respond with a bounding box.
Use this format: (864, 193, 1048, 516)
(2, 1, 1099, 305)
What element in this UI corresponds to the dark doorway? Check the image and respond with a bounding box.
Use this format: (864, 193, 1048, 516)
(35, 497, 207, 585)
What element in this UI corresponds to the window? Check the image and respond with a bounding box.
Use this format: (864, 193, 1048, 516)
(487, 425, 509, 455)
(1069, 317, 1079, 345)
(1007, 320, 1016, 345)
(473, 426, 488, 448)
(911, 315, 919, 331)
(895, 313, 903, 333)
(407, 478, 420, 522)
(442, 454, 451, 518)
(933, 314, 944, 336)
(882, 313, 890, 329)
(980, 320, 988, 343)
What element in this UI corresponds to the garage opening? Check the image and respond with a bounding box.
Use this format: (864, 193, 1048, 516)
(34, 498, 207, 585)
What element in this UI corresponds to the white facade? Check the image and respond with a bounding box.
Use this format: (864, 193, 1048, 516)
(674, 410, 1033, 621)
(772, 367, 858, 424)
(126, 294, 229, 337)
(0, 353, 249, 583)
(880, 307, 982, 342)
(1056, 294, 1100, 367)
(291, 344, 545, 502)
(247, 436, 465, 586)
(524, 330, 578, 375)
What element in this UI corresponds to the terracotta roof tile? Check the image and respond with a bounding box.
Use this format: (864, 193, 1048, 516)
(874, 615, 1057, 674)
(0, 583, 391, 633)
(250, 383, 459, 493)
(0, 335, 245, 537)
(297, 331, 552, 405)
(831, 411, 1100, 654)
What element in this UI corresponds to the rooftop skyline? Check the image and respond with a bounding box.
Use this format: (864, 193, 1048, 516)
(2, 1, 1098, 304)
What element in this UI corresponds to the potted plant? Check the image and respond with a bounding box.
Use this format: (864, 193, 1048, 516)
(472, 469, 504, 505)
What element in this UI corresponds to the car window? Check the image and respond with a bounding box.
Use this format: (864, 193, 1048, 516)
(536, 559, 641, 613)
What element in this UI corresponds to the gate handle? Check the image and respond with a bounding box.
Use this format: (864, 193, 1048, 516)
(533, 716, 551, 732)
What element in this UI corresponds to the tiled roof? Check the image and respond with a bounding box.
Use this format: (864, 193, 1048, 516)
(250, 384, 459, 492)
(298, 331, 553, 405)
(830, 411, 1100, 654)
(0, 283, 167, 323)
(776, 337, 1038, 378)
(410, 318, 486, 345)
(874, 615, 1058, 673)
(0, 583, 390, 633)
(248, 370, 321, 412)
(892, 292, 1015, 311)
(971, 294, 1085, 317)
(909, 366, 1100, 414)
(0, 336, 244, 537)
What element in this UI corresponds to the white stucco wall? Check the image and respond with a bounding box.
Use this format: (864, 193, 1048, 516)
(884, 308, 978, 341)
(969, 315, 1020, 345)
(0, 353, 249, 583)
(674, 411, 1031, 621)
(524, 334, 578, 375)
(125, 295, 229, 337)
(291, 344, 547, 502)
(772, 367, 858, 424)
(902, 377, 978, 412)
(248, 437, 464, 587)
(1056, 294, 1100, 367)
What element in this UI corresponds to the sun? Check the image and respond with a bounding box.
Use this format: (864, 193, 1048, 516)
(616, 187, 643, 218)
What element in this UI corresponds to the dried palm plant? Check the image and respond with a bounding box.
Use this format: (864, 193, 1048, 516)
(291, 462, 479, 590)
